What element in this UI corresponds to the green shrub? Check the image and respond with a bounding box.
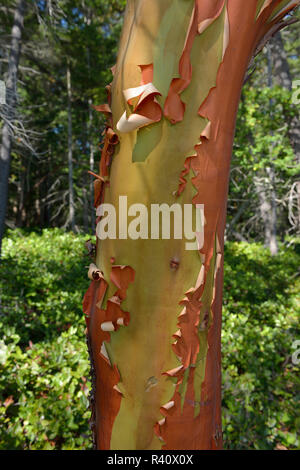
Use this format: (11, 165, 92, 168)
(222, 242, 300, 450)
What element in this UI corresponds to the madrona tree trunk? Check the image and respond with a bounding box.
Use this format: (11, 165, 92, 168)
(83, 0, 299, 450)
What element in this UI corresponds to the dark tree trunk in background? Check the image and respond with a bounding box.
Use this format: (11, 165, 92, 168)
(271, 32, 300, 233)
(17, 156, 25, 227)
(67, 61, 75, 231)
(271, 32, 292, 90)
(292, 122, 300, 233)
(267, 44, 278, 255)
(0, 0, 26, 257)
(255, 43, 278, 256)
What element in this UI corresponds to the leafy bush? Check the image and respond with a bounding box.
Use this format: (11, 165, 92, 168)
(0, 229, 299, 449)
(0, 229, 92, 450)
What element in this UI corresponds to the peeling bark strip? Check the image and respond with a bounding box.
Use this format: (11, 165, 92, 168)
(117, 64, 163, 132)
(83, 264, 135, 449)
(92, 81, 119, 207)
(84, 0, 299, 450)
(164, 0, 226, 124)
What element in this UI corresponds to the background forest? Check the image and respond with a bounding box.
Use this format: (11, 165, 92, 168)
(0, 0, 299, 450)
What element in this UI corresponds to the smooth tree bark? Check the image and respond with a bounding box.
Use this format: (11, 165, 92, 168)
(83, 0, 299, 450)
(271, 31, 292, 89)
(0, 0, 26, 257)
